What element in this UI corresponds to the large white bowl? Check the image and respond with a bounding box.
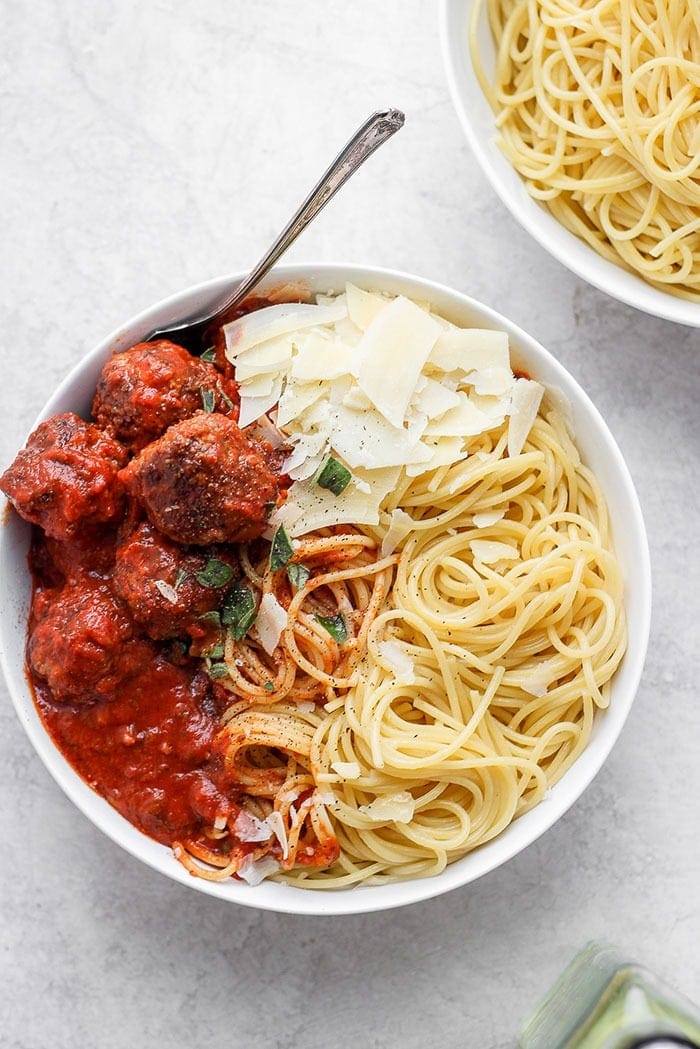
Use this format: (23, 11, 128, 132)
(0, 263, 651, 914)
(440, 0, 700, 329)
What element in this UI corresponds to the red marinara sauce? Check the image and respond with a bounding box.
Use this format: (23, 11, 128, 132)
(1, 329, 287, 851)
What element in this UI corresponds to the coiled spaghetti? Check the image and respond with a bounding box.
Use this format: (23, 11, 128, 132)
(179, 406, 626, 888)
(471, 0, 700, 300)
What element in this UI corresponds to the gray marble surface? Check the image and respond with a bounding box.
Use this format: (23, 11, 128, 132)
(1, 2, 699, 1047)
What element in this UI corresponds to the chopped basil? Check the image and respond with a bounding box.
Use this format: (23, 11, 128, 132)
(195, 558, 234, 588)
(216, 381, 235, 411)
(200, 388, 216, 413)
(174, 567, 188, 590)
(270, 525, 294, 571)
(206, 642, 225, 660)
(286, 562, 310, 590)
(315, 612, 348, 644)
(200, 347, 216, 363)
(316, 456, 352, 495)
(263, 681, 274, 692)
(221, 580, 257, 640)
(264, 501, 277, 518)
(197, 610, 222, 628)
(208, 662, 230, 680)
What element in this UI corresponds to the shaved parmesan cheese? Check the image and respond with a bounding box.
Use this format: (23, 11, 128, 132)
(377, 640, 415, 683)
(425, 392, 497, 438)
(276, 379, 326, 428)
(331, 761, 361, 779)
(346, 282, 388, 330)
(286, 465, 400, 537)
(412, 376, 461, 420)
(328, 404, 433, 471)
(237, 854, 280, 886)
(234, 809, 273, 843)
(470, 539, 519, 564)
(314, 791, 336, 806)
(359, 792, 415, 824)
(508, 378, 545, 457)
(266, 810, 289, 859)
(470, 366, 515, 397)
(256, 593, 287, 655)
(473, 509, 506, 528)
(381, 508, 415, 556)
(429, 327, 510, 373)
(232, 335, 295, 376)
(224, 300, 347, 358)
(297, 700, 316, 714)
(291, 332, 354, 381)
(356, 296, 442, 428)
(520, 662, 556, 698)
(238, 374, 284, 429)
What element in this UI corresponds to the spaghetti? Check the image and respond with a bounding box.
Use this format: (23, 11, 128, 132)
(470, 0, 700, 300)
(179, 407, 626, 888)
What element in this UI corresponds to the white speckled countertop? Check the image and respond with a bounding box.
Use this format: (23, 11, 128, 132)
(1, 3, 699, 1047)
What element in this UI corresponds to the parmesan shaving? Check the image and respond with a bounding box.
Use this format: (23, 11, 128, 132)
(508, 378, 545, 457)
(470, 539, 520, 564)
(331, 761, 361, 779)
(472, 509, 506, 528)
(237, 854, 280, 886)
(256, 592, 288, 655)
(380, 508, 415, 556)
(377, 640, 416, 683)
(359, 792, 415, 824)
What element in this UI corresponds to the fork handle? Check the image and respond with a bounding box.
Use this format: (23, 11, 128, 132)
(216, 108, 405, 316)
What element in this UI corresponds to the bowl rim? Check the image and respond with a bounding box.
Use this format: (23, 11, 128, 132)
(439, 0, 700, 329)
(0, 261, 652, 915)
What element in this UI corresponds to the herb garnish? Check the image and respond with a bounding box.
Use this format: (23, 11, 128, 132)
(200, 347, 216, 363)
(316, 456, 352, 495)
(208, 662, 230, 680)
(195, 558, 234, 588)
(315, 612, 348, 644)
(270, 525, 294, 571)
(287, 563, 310, 590)
(221, 580, 257, 640)
(200, 388, 216, 413)
(263, 681, 274, 692)
(216, 381, 235, 411)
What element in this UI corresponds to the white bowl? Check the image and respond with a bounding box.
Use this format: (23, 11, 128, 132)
(0, 263, 651, 914)
(440, 0, 700, 329)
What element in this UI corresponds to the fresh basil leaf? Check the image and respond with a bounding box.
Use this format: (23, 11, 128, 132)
(270, 525, 294, 571)
(263, 681, 274, 692)
(316, 456, 352, 496)
(200, 347, 216, 363)
(195, 558, 234, 588)
(200, 388, 216, 413)
(221, 580, 257, 640)
(216, 381, 235, 411)
(206, 641, 225, 660)
(208, 661, 230, 680)
(315, 612, 348, 644)
(197, 610, 222, 628)
(286, 562, 310, 590)
(174, 567, 188, 590)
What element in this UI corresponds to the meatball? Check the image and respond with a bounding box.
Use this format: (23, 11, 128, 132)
(113, 522, 238, 640)
(120, 412, 281, 545)
(0, 413, 127, 541)
(91, 340, 239, 452)
(28, 578, 154, 702)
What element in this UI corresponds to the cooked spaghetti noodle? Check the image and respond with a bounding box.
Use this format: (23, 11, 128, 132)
(179, 406, 626, 888)
(470, 0, 700, 300)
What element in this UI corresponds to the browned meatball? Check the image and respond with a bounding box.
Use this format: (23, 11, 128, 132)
(28, 578, 154, 702)
(0, 414, 127, 541)
(113, 522, 238, 640)
(91, 340, 239, 452)
(120, 412, 281, 545)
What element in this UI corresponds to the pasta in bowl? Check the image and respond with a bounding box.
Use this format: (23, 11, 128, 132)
(441, 0, 700, 327)
(0, 264, 650, 913)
